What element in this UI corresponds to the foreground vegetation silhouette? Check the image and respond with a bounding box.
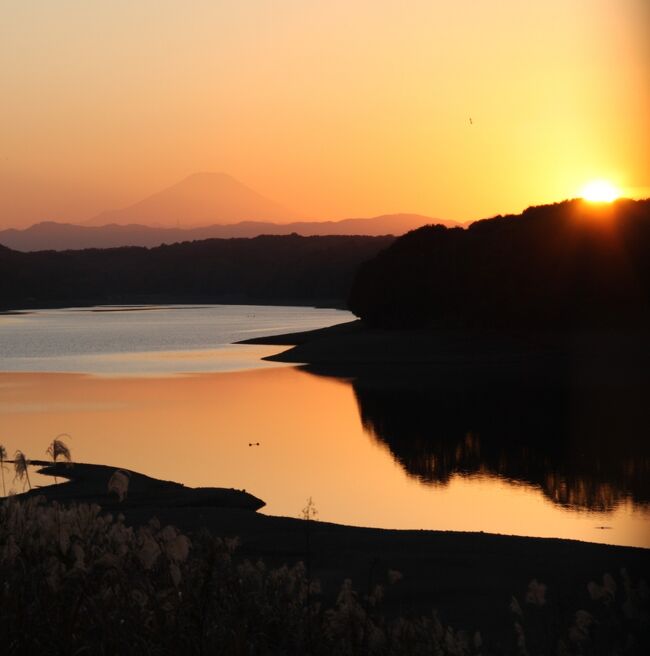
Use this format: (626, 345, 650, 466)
(1, 498, 648, 655)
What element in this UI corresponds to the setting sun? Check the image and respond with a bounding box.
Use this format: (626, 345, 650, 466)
(580, 180, 621, 203)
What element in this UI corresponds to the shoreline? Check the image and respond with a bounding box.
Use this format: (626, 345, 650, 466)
(240, 319, 650, 386)
(0, 296, 347, 314)
(7, 461, 649, 639)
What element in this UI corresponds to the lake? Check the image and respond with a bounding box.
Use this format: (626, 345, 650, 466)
(1, 305, 648, 548)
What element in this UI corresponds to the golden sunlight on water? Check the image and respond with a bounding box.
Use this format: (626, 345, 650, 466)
(0, 368, 648, 548)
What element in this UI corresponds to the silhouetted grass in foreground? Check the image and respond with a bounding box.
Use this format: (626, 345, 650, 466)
(0, 498, 647, 655)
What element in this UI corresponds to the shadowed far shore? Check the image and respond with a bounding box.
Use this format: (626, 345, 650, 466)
(237, 319, 650, 386)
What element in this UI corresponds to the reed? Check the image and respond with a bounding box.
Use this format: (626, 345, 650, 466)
(46, 434, 72, 484)
(13, 450, 31, 491)
(0, 445, 7, 496)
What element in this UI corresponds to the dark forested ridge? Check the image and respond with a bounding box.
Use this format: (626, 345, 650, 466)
(0, 234, 394, 310)
(349, 198, 650, 329)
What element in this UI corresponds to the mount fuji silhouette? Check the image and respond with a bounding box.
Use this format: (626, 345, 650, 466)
(86, 172, 297, 227)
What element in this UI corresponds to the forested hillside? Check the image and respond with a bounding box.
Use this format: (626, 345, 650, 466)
(349, 199, 650, 329)
(0, 234, 394, 309)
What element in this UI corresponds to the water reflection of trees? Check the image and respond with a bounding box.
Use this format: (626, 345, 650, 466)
(351, 380, 650, 512)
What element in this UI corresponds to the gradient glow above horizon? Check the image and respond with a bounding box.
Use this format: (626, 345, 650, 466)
(1, 0, 648, 228)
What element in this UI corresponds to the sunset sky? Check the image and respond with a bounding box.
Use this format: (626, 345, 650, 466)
(1, 0, 649, 228)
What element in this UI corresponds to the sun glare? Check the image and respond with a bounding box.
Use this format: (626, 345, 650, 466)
(580, 180, 620, 203)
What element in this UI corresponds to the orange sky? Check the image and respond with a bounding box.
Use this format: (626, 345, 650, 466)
(1, 0, 649, 228)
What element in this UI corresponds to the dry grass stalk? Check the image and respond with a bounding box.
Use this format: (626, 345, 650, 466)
(46, 434, 73, 484)
(0, 444, 6, 496)
(13, 450, 31, 491)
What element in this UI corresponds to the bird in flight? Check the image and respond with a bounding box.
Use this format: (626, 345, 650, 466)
(469, 117, 473, 125)
(248, 442, 260, 447)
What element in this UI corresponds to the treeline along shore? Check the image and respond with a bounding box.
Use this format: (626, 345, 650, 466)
(0, 234, 394, 310)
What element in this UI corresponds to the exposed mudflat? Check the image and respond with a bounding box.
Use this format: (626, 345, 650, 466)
(18, 461, 265, 512)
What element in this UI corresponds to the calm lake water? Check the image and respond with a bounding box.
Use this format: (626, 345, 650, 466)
(0, 305, 351, 375)
(1, 305, 648, 548)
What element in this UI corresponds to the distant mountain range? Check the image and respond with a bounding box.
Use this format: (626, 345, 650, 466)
(0, 216, 454, 252)
(0, 172, 457, 251)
